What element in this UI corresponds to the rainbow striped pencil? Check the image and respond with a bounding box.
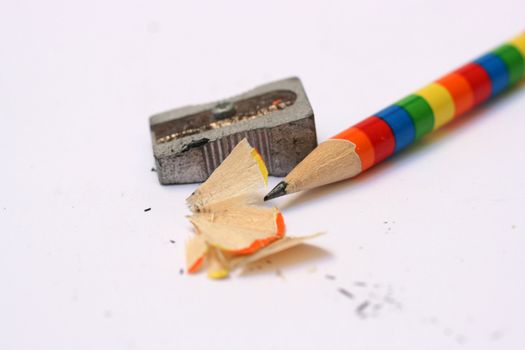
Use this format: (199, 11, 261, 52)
(265, 33, 525, 200)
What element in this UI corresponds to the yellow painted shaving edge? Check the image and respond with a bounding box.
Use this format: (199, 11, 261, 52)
(251, 148, 268, 185)
(208, 268, 229, 279)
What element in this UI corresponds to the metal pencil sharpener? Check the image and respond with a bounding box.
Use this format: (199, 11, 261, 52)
(149, 77, 317, 184)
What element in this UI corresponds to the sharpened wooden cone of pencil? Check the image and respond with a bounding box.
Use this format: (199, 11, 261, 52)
(185, 139, 323, 279)
(265, 33, 525, 201)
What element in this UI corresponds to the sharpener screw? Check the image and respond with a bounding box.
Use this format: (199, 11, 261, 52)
(212, 101, 236, 120)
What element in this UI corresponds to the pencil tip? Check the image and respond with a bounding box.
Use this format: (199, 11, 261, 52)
(264, 181, 288, 201)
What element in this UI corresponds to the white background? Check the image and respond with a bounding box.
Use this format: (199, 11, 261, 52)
(1, 1, 524, 349)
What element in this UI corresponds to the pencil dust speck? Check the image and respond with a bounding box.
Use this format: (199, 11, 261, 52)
(428, 316, 439, 325)
(338, 288, 354, 299)
(455, 334, 466, 345)
(384, 294, 403, 309)
(144, 208, 151, 212)
(490, 330, 504, 341)
(356, 301, 370, 318)
(328, 279, 402, 320)
(372, 303, 382, 313)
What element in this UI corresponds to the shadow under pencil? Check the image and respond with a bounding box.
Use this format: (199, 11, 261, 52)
(279, 82, 525, 210)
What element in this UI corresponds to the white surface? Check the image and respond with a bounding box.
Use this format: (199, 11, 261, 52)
(1, 1, 524, 349)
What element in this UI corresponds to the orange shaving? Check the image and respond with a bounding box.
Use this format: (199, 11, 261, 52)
(188, 256, 204, 273)
(226, 210, 285, 255)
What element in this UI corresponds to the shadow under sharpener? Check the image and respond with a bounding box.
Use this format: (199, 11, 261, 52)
(149, 77, 317, 184)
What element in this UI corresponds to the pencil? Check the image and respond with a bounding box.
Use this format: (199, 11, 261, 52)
(265, 33, 525, 201)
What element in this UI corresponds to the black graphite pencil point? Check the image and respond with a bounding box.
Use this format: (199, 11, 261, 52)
(264, 181, 288, 201)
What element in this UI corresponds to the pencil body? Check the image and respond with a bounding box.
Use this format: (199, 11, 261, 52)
(265, 33, 525, 200)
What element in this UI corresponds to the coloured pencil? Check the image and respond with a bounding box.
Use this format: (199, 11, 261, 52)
(265, 33, 525, 200)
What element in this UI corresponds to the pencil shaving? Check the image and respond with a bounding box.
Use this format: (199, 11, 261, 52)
(185, 235, 207, 273)
(189, 207, 284, 254)
(186, 139, 267, 212)
(184, 138, 324, 279)
(228, 232, 325, 269)
(207, 247, 229, 279)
